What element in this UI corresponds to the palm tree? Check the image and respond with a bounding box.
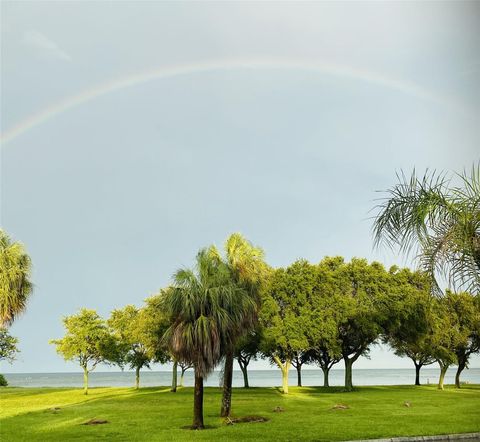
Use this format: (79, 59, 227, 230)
(219, 233, 266, 417)
(162, 247, 252, 429)
(0, 229, 33, 327)
(373, 165, 480, 295)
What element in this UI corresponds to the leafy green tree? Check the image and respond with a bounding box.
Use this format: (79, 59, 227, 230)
(234, 326, 262, 388)
(0, 229, 33, 327)
(142, 293, 172, 388)
(219, 233, 266, 417)
(442, 291, 480, 388)
(50, 309, 121, 395)
(429, 297, 458, 390)
(291, 350, 315, 387)
(108, 305, 153, 389)
(333, 258, 391, 391)
(0, 328, 19, 363)
(313, 345, 341, 388)
(312, 257, 345, 387)
(260, 260, 320, 394)
(373, 165, 480, 294)
(162, 247, 250, 429)
(384, 267, 435, 385)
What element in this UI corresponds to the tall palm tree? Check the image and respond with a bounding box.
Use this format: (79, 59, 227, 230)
(162, 247, 253, 429)
(373, 165, 480, 295)
(0, 229, 33, 327)
(219, 233, 266, 417)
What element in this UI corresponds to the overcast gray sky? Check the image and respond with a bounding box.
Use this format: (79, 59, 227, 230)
(1, 1, 479, 373)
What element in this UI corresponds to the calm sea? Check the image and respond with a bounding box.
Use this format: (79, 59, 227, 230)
(4, 368, 480, 388)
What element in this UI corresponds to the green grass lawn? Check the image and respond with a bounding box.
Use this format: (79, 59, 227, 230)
(1, 384, 479, 441)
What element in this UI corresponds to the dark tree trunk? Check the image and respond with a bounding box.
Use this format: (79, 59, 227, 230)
(344, 357, 353, 391)
(414, 362, 422, 386)
(322, 367, 330, 387)
(171, 361, 178, 392)
(239, 360, 249, 388)
(296, 364, 302, 387)
(455, 362, 466, 388)
(192, 370, 204, 429)
(220, 349, 234, 417)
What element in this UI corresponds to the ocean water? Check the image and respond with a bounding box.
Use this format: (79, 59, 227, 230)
(4, 367, 480, 389)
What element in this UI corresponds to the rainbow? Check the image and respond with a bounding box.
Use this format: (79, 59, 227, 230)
(0, 58, 469, 147)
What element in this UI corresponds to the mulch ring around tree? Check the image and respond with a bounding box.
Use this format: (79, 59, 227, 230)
(82, 418, 109, 425)
(224, 415, 269, 425)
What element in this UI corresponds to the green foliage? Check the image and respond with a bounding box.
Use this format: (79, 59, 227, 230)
(0, 328, 19, 363)
(0, 374, 7, 387)
(384, 268, 436, 369)
(234, 325, 262, 366)
(142, 293, 172, 365)
(332, 258, 391, 360)
(437, 290, 480, 386)
(373, 165, 480, 294)
(108, 305, 152, 377)
(260, 260, 320, 362)
(50, 309, 121, 372)
(0, 229, 33, 327)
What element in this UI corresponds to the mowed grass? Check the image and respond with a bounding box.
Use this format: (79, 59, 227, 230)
(1, 384, 479, 441)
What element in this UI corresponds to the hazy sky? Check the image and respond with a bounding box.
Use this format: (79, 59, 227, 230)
(1, 1, 479, 374)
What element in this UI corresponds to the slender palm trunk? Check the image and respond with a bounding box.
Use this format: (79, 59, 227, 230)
(221, 349, 234, 417)
(83, 367, 89, 395)
(344, 357, 353, 391)
(438, 362, 449, 390)
(135, 366, 140, 390)
(296, 365, 302, 387)
(192, 370, 204, 429)
(322, 367, 330, 387)
(171, 361, 178, 392)
(455, 362, 466, 388)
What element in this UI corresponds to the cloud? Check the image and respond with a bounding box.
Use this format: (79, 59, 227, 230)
(23, 30, 72, 62)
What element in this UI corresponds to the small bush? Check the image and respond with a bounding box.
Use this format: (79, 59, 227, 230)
(0, 374, 8, 387)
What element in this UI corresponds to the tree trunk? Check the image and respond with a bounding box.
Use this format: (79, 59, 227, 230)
(282, 363, 290, 394)
(192, 370, 204, 429)
(83, 367, 89, 395)
(414, 362, 422, 386)
(438, 362, 448, 390)
(220, 349, 234, 417)
(344, 357, 353, 391)
(322, 367, 330, 387)
(180, 368, 186, 387)
(455, 362, 465, 388)
(239, 361, 249, 388)
(171, 361, 178, 392)
(135, 366, 140, 390)
(296, 364, 302, 387)
(273, 355, 290, 394)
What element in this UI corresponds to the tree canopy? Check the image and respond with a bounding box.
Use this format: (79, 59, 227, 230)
(373, 165, 480, 294)
(0, 229, 33, 327)
(50, 309, 120, 394)
(0, 328, 19, 363)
